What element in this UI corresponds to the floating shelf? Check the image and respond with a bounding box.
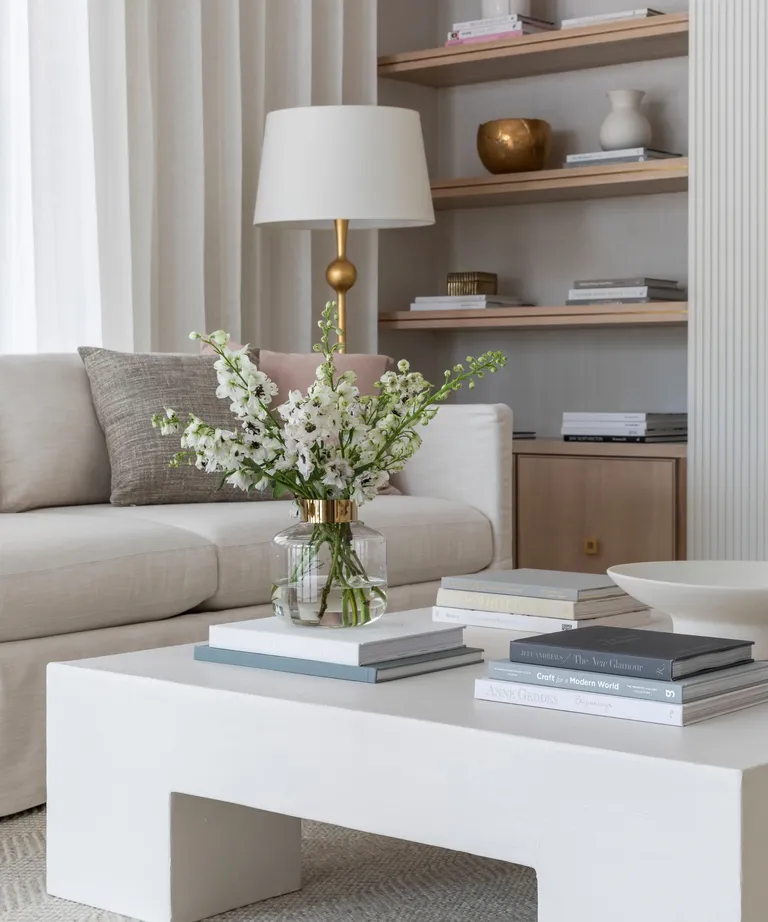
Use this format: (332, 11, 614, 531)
(378, 14, 689, 88)
(431, 159, 689, 210)
(378, 304, 688, 332)
(513, 440, 687, 459)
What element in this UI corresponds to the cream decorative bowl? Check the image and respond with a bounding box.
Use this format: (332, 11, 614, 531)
(608, 561, 768, 656)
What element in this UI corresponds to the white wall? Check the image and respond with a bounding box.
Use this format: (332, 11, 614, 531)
(378, 0, 689, 434)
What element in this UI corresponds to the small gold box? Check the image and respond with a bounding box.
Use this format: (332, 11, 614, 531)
(447, 272, 498, 297)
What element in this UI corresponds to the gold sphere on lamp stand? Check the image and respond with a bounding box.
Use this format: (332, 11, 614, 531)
(326, 219, 357, 353)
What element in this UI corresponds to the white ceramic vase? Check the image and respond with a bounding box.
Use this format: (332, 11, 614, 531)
(482, 0, 532, 18)
(599, 89, 652, 151)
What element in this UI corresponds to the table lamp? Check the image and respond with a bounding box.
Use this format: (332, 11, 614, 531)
(253, 105, 435, 351)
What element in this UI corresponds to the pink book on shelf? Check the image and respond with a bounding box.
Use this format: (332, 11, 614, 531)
(445, 30, 525, 45)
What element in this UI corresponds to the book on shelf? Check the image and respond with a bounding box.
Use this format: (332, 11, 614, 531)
(507, 626, 754, 681)
(565, 298, 684, 305)
(561, 9, 664, 29)
(446, 31, 528, 45)
(513, 430, 536, 440)
(448, 21, 553, 40)
(566, 148, 680, 164)
(485, 659, 768, 704)
(435, 587, 643, 620)
(560, 424, 688, 436)
(433, 605, 651, 634)
(194, 643, 484, 683)
(440, 569, 624, 602)
(452, 13, 555, 31)
(573, 277, 680, 290)
(208, 609, 463, 667)
(474, 678, 768, 726)
(411, 295, 527, 311)
(563, 412, 686, 423)
(563, 434, 687, 443)
(568, 287, 687, 301)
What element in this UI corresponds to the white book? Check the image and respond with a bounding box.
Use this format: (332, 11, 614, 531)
(569, 286, 658, 300)
(433, 606, 651, 634)
(449, 22, 551, 39)
(414, 295, 522, 304)
(561, 9, 663, 29)
(209, 609, 463, 666)
(474, 679, 768, 726)
(563, 412, 686, 422)
(410, 302, 524, 312)
(435, 587, 643, 620)
(561, 424, 687, 436)
(453, 14, 554, 31)
(566, 148, 675, 163)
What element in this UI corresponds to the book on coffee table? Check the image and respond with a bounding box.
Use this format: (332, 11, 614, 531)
(440, 569, 625, 602)
(194, 643, 483, 683)
(208, 609, 464, 666)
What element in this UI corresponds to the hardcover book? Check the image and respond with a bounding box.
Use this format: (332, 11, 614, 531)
(434, 588, 643, 619)
(573, 277, 680, 289)
(208, 609, 464, 667)
(563, 412, 686, 422)
(563, 435, 687, 443)
(433, 606, 651, 634)
(440, 569, 624, 602)
(566, 148, 680, 162)
(485, 659, 768, 703)
(508, 627, 754, 681)
(194, 643, 484, 683)
(568, 287, 687, 301)
(562, 9, 664, 29)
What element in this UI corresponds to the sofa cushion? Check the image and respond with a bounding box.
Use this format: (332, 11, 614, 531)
(0, 508, 217, 643)
(0, 355, 111, 513)
(258, 351, 393, 399)
(78, 347, 268, 506)
(116, 495, 493, 610)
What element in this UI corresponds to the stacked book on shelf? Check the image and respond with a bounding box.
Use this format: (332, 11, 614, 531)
(434, 569, 652, 635)
(562, 8, 664, 29)
(565, 148, 683, 168)
(446, 12, 555, 46)
(476, 626, 768, 726)
(194, 609, 483, 684)
(561, 412, 687, 443)
(566, 276, 686, 305)
(410, 295, 529, 312)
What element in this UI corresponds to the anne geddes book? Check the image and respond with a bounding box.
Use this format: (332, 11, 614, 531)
(208, 609, 464, 667)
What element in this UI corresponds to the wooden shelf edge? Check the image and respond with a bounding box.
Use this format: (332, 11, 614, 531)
(378, 304, 688, 332)
(378, 14, 689, 87)
(513, 439, 687, 459)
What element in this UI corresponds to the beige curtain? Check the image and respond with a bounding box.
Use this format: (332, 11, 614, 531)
(0, 0, 378, 354)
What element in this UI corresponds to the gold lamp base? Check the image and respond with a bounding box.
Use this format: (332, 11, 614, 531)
(326, 219, 357, 352)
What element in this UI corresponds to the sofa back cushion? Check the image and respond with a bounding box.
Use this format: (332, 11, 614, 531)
(0, 354, 111, 512)
(257, 350, 393, 399)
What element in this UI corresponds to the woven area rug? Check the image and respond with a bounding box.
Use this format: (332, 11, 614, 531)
(0, 807, 537, 921)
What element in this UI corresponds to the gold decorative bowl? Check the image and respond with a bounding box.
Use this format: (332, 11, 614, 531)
(477, 118, 552, 174)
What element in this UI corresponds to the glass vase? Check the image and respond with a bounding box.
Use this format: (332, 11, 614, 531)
(271, 500, 388, 628)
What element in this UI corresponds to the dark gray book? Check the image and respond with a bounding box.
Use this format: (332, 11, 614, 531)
(574, 277, 680, 289)
(194, 643, 484, 683)
(486, 659, 768, 703)
(508, 626, 753, 681)
(563, 435, 687, 443)
(440, 569, 624, 601)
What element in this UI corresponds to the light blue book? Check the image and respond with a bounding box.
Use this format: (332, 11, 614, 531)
(194, 644, 484, 683)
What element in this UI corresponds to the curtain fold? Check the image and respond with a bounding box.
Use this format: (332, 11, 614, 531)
(0, 0, 378, 355)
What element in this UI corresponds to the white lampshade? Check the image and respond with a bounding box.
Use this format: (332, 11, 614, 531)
(253, 106, 435, 230)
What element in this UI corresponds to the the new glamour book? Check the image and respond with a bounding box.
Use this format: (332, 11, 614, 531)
(195, 643, 484, 683)
(208, 610, 463, 667)
(508, 627, 753, 681)
(440, 569, 623, 602)
(486, 660, 768, 704)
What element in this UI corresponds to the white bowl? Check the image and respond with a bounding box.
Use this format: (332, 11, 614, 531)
(608, 561, 768, 655)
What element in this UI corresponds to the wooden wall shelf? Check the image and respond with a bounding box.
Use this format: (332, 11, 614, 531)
(431, 159, 688, 211)
(513, 439, 687, 459)
(378, 14, 689, 88)
(378, 304, 688, 332)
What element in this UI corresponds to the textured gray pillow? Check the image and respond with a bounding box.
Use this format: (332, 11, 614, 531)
(78, 347, 266, 506)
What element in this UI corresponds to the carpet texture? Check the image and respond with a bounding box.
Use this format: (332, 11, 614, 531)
(0, 807, 537, 921)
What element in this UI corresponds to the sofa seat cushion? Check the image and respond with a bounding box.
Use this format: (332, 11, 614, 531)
(114, 495, 493, 610)
(0, 508, 217, 643)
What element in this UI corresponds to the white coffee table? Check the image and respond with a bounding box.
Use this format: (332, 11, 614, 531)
(47, 625, 768, 922)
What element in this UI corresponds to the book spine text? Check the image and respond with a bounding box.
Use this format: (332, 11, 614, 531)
(507, 641, 673, 680)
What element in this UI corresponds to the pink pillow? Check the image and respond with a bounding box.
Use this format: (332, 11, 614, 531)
(202, 342, 392, 398)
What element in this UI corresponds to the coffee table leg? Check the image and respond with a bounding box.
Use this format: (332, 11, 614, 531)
(46, 665, 301, 922)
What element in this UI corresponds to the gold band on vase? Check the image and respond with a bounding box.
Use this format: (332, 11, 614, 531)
(299, 499, 358, 524)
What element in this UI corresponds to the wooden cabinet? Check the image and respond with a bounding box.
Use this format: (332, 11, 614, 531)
(514, 442, 686, 573)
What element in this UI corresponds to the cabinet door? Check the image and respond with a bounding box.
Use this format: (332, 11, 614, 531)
(516, 456, 677, 573)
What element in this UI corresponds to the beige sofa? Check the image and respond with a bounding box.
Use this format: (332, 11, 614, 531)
(0, 354, 512, 816)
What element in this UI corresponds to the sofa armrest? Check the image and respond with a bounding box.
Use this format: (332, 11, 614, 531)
(392, 403, 513, 570)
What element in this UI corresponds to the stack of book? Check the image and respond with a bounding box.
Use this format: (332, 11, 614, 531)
(411, 294, 529, 312)
(562, 8, 664, 29)
(194, 609, 483, 684)
(565, 148, 682, 168)
(446, 13, 555, 46)
(434, 569, 652, 635)
(476, 626, 768, 726)
(566, 276, 685, 305)
(561, 412, 687, 444)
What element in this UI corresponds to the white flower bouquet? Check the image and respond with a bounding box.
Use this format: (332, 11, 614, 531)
(153, 302, 505, 627)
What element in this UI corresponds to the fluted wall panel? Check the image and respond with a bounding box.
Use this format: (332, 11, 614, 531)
(689, 0, 768, 559)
